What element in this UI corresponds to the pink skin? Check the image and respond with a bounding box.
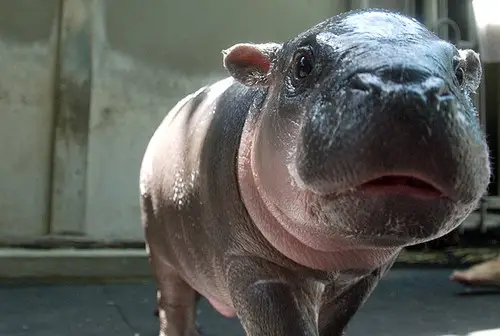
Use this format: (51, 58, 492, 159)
(206, 296, 236, 318)
(359, 175, 445, 199)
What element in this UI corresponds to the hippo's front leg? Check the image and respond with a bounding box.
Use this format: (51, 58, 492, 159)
(318, 276, 379, 336)
(318, 260, 397, 336)
(227, 257, 319, 336)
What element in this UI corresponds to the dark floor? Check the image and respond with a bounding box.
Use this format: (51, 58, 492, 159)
(1, 269, 499, 336)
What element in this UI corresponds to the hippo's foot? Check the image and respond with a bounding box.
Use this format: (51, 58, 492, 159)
(151, 262, 199, 336)
(450, 256, 500, 288)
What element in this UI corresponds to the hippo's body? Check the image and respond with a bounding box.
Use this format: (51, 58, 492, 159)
(140, 8, 490, 336)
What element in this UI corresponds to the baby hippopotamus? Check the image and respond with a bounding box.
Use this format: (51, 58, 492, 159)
(140, 8, 490, 336)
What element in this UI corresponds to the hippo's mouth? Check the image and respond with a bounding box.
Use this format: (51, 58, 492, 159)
(357, 174, 445, 198)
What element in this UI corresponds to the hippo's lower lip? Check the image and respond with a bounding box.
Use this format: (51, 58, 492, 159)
(356, 174, 445, 198)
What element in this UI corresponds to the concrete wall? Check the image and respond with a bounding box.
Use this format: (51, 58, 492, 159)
(0, 0, 60, 238)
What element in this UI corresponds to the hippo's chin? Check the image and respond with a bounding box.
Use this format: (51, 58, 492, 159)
(312, 191, 465, 248)
(279, 169, 465, 250)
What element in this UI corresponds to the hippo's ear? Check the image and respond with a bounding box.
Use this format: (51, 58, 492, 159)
(457, 49, 482, 93)
(222, 43, 282, 86)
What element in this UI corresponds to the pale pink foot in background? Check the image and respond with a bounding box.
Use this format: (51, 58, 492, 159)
(450, 256, 500, 287)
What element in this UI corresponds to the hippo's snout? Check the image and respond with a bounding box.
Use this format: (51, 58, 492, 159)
(349, 72, 453, 107)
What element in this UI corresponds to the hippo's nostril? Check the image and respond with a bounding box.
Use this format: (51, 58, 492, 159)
(349, 73, 381, 93)
(436, 83, 451, 97)
(349, 75, 371, 92)
(422, 77, 452, 100)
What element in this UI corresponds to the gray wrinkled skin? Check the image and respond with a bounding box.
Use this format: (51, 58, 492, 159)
(140, 9, 490, 336)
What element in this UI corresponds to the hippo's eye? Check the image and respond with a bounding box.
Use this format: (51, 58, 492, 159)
(455, 67, 465, 86)
(294, 51, 314, 80)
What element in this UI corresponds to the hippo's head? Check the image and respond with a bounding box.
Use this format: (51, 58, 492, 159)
(224, 9, 490, 254)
